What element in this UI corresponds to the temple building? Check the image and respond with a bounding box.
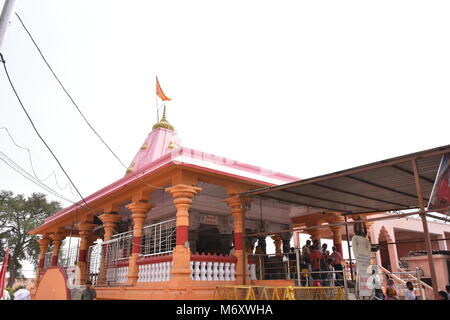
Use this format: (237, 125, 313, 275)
(29, 104, 450, 300)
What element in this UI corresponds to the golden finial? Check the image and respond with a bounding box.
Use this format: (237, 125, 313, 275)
(152, 104, 174, 131)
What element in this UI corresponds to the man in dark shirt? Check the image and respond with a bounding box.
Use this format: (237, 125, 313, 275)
(81, 281, 97, 300)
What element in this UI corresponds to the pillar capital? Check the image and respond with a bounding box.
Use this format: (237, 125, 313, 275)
(50, 232, 66, 242)
(99, 213, 122, 241)
(98, 212, 122, 225)
(77, 221, 95, 238)
(125, 201, 154, 214)
(37, 237, 51, 247)
(165, 184, 202, 200)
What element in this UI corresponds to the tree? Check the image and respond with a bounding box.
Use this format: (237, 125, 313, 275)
(0, 190, 61, 287)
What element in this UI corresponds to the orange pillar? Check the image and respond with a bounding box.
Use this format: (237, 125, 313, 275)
(224, 195, 250, 284)
(98, 213, 122, 284)
(271, 235, 283, 256)
(165, 184, 201, 283)
(77, 221, 95, 284)
(35, 236, 50, 286)
(126, 201, 154, 285)
(50, 233, 65, 267)
(331, 226, 343, 255)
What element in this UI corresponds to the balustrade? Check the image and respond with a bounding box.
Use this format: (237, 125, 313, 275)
(190, 253, 238, 281)
(136, 254, 173, 282)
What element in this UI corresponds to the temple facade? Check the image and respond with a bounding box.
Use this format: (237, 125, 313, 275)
(29, 107, 450, 300)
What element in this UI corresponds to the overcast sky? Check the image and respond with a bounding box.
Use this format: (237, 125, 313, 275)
(1, 0, 449, 208)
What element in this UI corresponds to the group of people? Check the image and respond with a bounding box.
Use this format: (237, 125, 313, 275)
(300, 239, 344, 287)
(368, 268, 450, 300)
(1, 281, 96, 300)
(1, 285, 31, 300)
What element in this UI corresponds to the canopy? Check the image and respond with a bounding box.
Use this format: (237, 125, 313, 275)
(241, 145, 450, 215)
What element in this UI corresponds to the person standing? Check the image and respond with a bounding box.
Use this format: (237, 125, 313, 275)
(330, 246, 344, 286)
(1, 289, 10, 300)
(385, 279, 399, 300)
(368, 269, 384, 300)
(13, 285, 30, 300)
(81, 281, 97, 300)
(309, 244, 323, 286)
(404, 281, 417, 300)
(301, 240, 311, 263)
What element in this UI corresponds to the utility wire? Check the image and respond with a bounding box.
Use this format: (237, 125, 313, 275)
(0, 151, 77, 204)
(14, 12, 164, 192)
(14, 12, 127, 169)
(1, 52, 90, 209)
(0, 126, 77, 196)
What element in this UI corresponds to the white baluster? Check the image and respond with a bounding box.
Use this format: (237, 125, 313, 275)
(190, 261, 194, 280)
(124, 267, 129, 283)
(147, 264, 151, 282)
(142, 264, 147, 282)
(137, 265, 142, 282)
(161, 262, 167, 281)
(213, 262, 219, 281)
(165, 262, 170, 281)
(250, 264, 256, 280)
(149, 263, 155, 282)
(158, 263, 164, 282)
(156, 263, 161, 281)
(167, 262, 172, 281)
(200, 261, 207, 281)
(194, 261, 201, 280)
(230, 263, 235, 281)
(224, 263, 230, 281)
(218, 262, 225, 281)
(206, 262, 213, 281)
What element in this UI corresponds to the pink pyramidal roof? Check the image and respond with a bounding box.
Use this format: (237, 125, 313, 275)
(125, 127, 179, 176)
(38, 110, 299, 228)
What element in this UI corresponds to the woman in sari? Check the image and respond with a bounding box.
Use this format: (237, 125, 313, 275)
(385, 279, 399, 300)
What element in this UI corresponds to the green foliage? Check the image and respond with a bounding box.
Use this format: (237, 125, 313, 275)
(0, 190, 61, 286)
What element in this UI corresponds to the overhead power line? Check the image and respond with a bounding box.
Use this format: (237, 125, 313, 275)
(0, 52, 89, 208)
(0, 126, 77, 196)
(14, 12, 164, 192)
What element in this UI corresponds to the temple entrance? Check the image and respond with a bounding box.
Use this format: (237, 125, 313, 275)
(194, 225, 232, 255)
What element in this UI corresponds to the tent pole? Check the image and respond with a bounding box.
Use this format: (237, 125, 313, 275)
(344, 216, 354, 281)
(412, 158, 439, 300)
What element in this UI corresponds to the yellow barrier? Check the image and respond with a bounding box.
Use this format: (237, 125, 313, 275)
(214, 286, 345, 300)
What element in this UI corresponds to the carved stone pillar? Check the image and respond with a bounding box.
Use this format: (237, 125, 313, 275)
(281, 233, 292, 253)
(165, 184, 201, 283)
(99, 213, 122, 241)
(271, 235, 282, 256)
(98, 213, 122, 284)
(331, 226, 343, 255)
(76, 221, 95, 284)
(224, 195, 250, 283)
(50, 233, 66, 267)
(125, 201, 154, 285)
(77, 222, 95, 284)
(35, 236, 50, 286)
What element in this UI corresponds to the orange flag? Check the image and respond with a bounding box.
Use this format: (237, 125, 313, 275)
(156, 76, 171, 101)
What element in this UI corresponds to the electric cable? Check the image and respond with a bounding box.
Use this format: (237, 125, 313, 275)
(14, 12, 164, 192)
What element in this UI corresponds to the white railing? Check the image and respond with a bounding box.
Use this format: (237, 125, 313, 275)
(138, 261, 172, 282)
(106, 266, 128, 284)
(191, 261, 236, 281)
(141, 219, 176, 257)
(248, 263, 257, 280)
(43, 252, 52, 270)
(378, 265, 433, 299)
(60, 243, 79, 268)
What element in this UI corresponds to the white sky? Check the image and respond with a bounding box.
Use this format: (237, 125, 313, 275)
(1, 1, 450, 275)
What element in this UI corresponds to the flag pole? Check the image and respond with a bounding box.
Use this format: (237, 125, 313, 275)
(155, 77, 160, 122)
